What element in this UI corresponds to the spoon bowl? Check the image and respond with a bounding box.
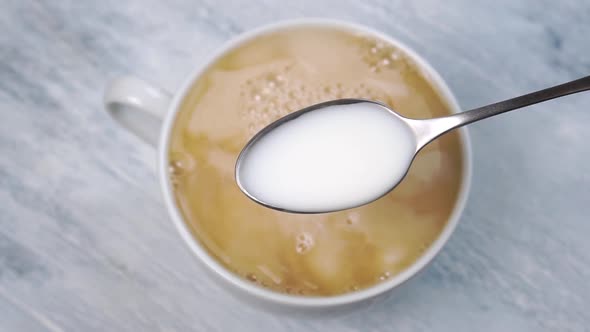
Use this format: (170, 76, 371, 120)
(235, 99, 417, 214)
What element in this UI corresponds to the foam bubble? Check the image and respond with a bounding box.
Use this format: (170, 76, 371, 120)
(346, 212, 361, 225)
(358, 36, 413, 74)
(295, 232, 314, 254)
(168, 152, 195, 187)
(378, 271, 391, 281)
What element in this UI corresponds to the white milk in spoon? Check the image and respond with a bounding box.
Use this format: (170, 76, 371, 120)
(237, 102, 417, 213)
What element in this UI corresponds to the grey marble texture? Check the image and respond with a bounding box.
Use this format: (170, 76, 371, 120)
(1, 0, 589, 331)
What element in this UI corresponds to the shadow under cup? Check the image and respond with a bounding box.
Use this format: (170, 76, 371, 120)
(159, 20, 472, 311)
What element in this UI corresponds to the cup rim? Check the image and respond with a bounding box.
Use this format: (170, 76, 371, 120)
(158, 18, 472, 308)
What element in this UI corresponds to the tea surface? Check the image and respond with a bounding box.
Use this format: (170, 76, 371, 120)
(169, 27, 464, 296)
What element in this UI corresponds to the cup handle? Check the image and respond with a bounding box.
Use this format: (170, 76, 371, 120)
(104, 76, 173, 147)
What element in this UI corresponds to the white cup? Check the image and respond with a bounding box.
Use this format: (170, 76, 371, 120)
(104, 19, 472, 312)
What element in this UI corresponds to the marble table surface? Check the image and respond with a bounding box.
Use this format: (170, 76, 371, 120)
(1, 0, 589, 331)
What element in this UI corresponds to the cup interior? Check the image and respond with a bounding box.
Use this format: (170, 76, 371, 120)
(158, 19, 472, 308)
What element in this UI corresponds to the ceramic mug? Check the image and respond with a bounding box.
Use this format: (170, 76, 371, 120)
(103, 19, 472, 312)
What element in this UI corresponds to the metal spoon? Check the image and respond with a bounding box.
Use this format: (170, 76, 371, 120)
(235, 75, 590, 214)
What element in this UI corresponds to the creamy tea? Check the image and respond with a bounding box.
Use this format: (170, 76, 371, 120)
(169, 26, 464, 296)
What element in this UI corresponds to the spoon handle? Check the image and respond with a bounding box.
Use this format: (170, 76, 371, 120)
(412, 75, 590, 149)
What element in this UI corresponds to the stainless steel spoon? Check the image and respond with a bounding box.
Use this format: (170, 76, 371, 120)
(235, 75, 590, 214)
